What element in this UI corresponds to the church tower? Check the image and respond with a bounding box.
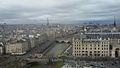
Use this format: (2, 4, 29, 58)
(112, 17, 117, 32)
(113, 17, 116, 27)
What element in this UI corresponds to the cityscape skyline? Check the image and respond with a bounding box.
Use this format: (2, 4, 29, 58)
(1, 0, 120, 68)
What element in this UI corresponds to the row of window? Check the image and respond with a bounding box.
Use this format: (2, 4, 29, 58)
(74, 51, 109, 53)
(74, 44, 109, 47)
(74, 41, 109, 44)
(74, 47, 109, 50)
(74, 54, 109, 56)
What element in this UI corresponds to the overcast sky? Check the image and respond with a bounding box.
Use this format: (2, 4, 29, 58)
(0, 0, 120, 24)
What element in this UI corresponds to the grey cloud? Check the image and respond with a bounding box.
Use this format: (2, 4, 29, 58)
(0, 0, 120, 24)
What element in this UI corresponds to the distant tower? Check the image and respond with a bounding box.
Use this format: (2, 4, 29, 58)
(113, 17, 116, 27)
(112, 17, 117, 32)
(47, 18, 49, 26)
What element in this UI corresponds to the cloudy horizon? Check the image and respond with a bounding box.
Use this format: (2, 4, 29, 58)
(0, 0, 120, 24)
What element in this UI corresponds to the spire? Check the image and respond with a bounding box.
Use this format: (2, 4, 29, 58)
(112, 17, 117, 32)
(113, 17, 116, 27)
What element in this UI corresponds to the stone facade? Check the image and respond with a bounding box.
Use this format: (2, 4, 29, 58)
(73, 38, 110, 57)
(5, 41, 28, 55)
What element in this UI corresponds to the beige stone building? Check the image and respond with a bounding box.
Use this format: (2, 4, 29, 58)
(72, 38, 111, 57)
(73, 32, 120, 58)
(5, 40, 28, 55)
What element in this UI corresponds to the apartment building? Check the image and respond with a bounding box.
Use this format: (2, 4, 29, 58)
(73, 38, 110, 57)
(5, 40, 28, 55)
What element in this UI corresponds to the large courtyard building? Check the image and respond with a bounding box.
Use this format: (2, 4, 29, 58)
(73, 38, 110, 57)
(73, 32, 120, 58)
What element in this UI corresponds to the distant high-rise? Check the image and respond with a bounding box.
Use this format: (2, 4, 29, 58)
(47, 18, 49, 26)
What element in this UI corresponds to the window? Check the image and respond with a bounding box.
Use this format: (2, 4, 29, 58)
(98, 48, 100, 50)
(90, 51, 92, 53)
(98, 45, 100, 47)
(90, 48, 92, 50)
(102, 48, 103, 50)
(98, 51, 100, 53)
